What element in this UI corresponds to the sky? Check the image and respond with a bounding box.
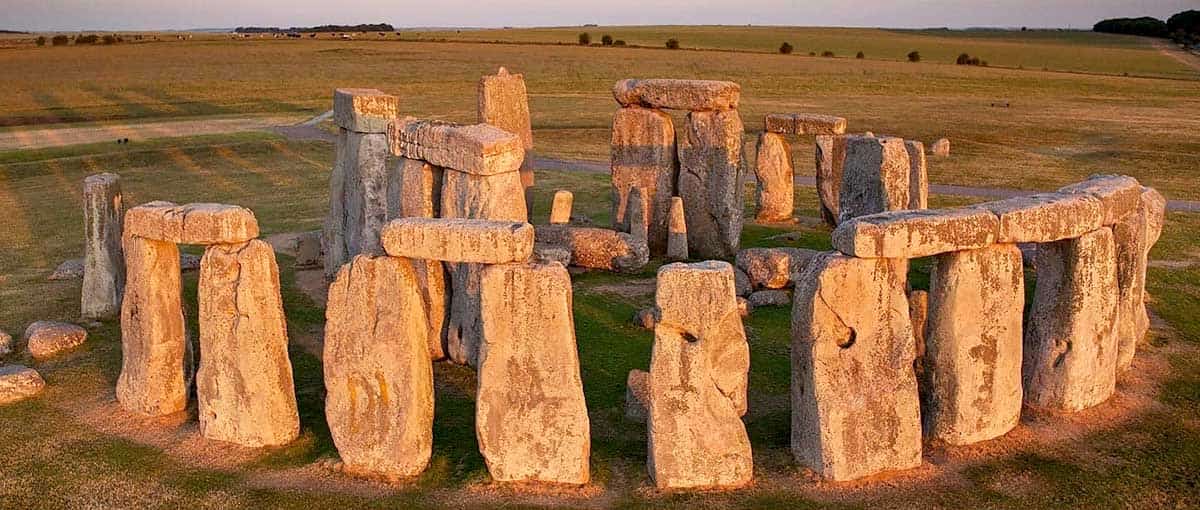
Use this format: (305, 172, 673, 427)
(2, 0, 1196, 32)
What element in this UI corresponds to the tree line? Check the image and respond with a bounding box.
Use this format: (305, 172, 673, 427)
(1094, 10, 1198, 46)
(234, 23, 395, 34)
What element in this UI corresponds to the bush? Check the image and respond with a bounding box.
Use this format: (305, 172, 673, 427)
(956, 53, 970, 65)
(779, 42, 793, 54)
(1168, 10, 1200, 42)
(35, 36, 46, 46)
(102, 34, 119, 45)
(856, 51, 865, 59)
(75, 34, 100, 44)
(956, 53, 988, 66)
(1093, 17, 1168, 37)
(821, 50, 834, 57)
(614, 39, 626, 46)
(665, 38, 680, 49)
(578, 32, 590, 45)
(808, 51, 816, 56)
(601, 34, 613, 46)
(51, 35, 69, 46)
(907, 50, 921, 62)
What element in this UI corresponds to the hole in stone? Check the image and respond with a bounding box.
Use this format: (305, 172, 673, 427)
(681, 331, 700, 343)
(838, 328, 856, 349)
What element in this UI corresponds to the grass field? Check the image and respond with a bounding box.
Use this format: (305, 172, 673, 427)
(0, 27, 1198, 508)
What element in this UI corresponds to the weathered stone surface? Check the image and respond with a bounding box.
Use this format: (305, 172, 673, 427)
(666, 196, 688, 261)
(1115, 186, 1166, 370)
(905, 141, 928, 210)
(324, 129, 390, 278)
(625, 186, 649, 243)
(634, 308, 659, 330)
(648, 326, 752, 489)
(533, 243, 572, 266)
(931, 138, 950, 157)
(478, 262, 590, 484)
(613, 79, 740, 111)
(1057, 174, 1142, 226)
(48, 258, 83, 280)
(736, 247, 819, 290)
(294, 230, 322, 269)
(334, 88, 399, 133)
(82, 172, 125, 320)
(126, 201, 259, 246)
(754, 132, 794, 222)
(611, 106, 676, 254)
(838, 135, 911, 224)
(413, 259, 449, 360)
(814, 134, 849, 226)
(197, 240, 299, 447)
(1024, 228, 1119, 412)
(832, 208, 999, 259)
(923, 244, 1024, 445)
(325, 255, 434, 478)
(678, 110, 744, 259)
(389, 118, 524, 176)
(478, 67, 533, 150)
(625, 368, 650, 422)
(909, 290, 929, 377)
(791, 254, 921, 481)
(0, 331, 12, 357)
(391, 157, 443, 219)
(535, 225, 648, 273)
(0, 366, 45, 405)
(380, 217, 534, 264)
(117, 236, 187, 416)
(656, 261, 749, 416)
(737, 296, 751, 317)
(749, 289, 791, 307)
(550, 190, 573, 224)
(975, 192, 1103, 244)
(734, 267, 751, 296)
(24, 321, 87, 360)
(764, 113, 847, 135)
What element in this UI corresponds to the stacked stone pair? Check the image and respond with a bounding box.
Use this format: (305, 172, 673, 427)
(610, 79, 745, 259)
(477, 67, 536, 219)
(753, 113, 847, 223)
(792, 174, 1163, 481)
(118, 202, 299, 447)
(324, 217, 589, 483)
(535, 188, 648, 274)
(815, 133, 929, 226)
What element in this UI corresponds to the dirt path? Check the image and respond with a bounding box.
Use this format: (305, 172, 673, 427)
(0, 114, 307, 151)
(1152, 40, 1200, 72)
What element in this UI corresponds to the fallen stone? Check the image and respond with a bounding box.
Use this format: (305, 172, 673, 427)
(734, 267, 751, 296)
(735, 247, 819, 290)
(294, 230, 322, 269)
(535, 225, 648, 273)
(82, 172, 125, 320)
(678, 110, 745, 259)
(611, 106, 676, 254)
(391, 157, 443, 219)
(754, 132, 794, 222)
(975, 192, 1103, 244)
(832, 208, 999, 259)
(748, 289, 791, 307)
(477, 67, 533, 150)
(197, 240, 299, 447)
(1057, 174, 1142, 226)
(613, 78, 740, 111)
(931, 138, 950, 157)
(791, 253, 921, 481)
(838, 135, 911, 224)
(634, 307, 659, 330)
(0, 331, 12, 357)
(1024, 228, 1119, 412)
(25, 321, 87, 360)
(48, 258, 83, 280)
(380, 217, 534, 264)
(814, 134, 849, 226)
(477, 262, 590, 484)
(905, 141, 928, 210)
(324, 255, 434, 478)
(666, 196, 688, 261)
(763, 113, 847, 135)
(126, 201, 259, 246)
(923, 244, 1024, 445)
(117, 236, 187, 417)
(389, 118, 524, 176)
(625, 368, 650, 422)
(550, 190, 573, 224)
(0, 366, 45, 405)
(333, 88, 399, 134)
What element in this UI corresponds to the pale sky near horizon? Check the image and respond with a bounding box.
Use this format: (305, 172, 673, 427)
(2, 0, 1195, 32)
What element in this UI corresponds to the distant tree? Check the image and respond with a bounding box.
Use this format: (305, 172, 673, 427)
(601, 34, 613, 46)
(779, 42, 793, 54)
(1093, 17, 1168, 38)
(907, 50, 921, 62)
(614, 39, 626, 46)
(1021, 26, 1028, 31)
(665, 38, 680, 49)
(75, 34, 100, 44)
(102, 34, 118, 45)
(956, 53, 970, 65)
(1168, 10, 1199, 43)
(578, 32, 590, 45)
(856, 51, 865, 59)
(821, 50, 834, 57)
(35, 36, 46, 46)
(51, 35, 69, 46)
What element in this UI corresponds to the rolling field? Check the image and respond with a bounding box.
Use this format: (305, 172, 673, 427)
(0, 27, 1198, 508)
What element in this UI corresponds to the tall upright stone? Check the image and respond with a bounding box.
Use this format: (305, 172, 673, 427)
(814, 134, 848, 226)
(611, 106, 676, 254)
(666, 196, 688, 261)
(905, 140, 928, 210)
(325, 256, 434, 478)
(478, 67, 535, 219)
(838, 135, 910, 224)
(477, 262, 590, 484)
(549, 190, 573, 224)
(1114, 187, 1166, 371)
(626, 186, 648, 242)
(390, 157, 443, 219)
(678, 110, 744, 259)
(791, 253, 921, 481)
(754, 132, 794, 223)
(1024, 228, 1119, 412)
(924, 244, 1024, 445)
(117, 236, 186, 417)
(82, 173, 125, 320)
(197, 239, 299, 447)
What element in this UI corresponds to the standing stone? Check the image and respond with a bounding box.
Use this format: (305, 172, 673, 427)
(905, 141, 928, 210)
(754, 132, 794, 223)
(814, 134, 849, 226)
(197, 240, 299, 447)
(324, 129, 391, 279)
(325, 256, 434, 478)
(791, 253, 921, 481)
(931, 138, 950, 157)
(477, 262, 590, 484)
(625, 369, 651, 422)
(477, 67, 533, 150)
(117, 236, 187, 417)
(611, 106, 677, 254)
(666, 197, 688, 261)
(413, 260, 449, 360)
(1024, 228, 1119, 412)
(550, 190, 573, 224)
(838, 136, 910, 224)
(924, 244, 1024, 445)
(909, 290, 929, 379)
(294, 230, 323, 269)
(82, 173, 125, 320)
(333, 88, 399, 134)
(1114, 187, 1166, 371)
(391, 157, 443, 219)
(626, 186, 648, 243)
(678, 110, 744, 259)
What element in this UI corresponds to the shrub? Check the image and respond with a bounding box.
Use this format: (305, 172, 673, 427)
(821, 50, 834, 57)
(102, 34, 118, 45)
(779, 42, 793, 54)
(75, 34, 100, 44)
(578, 32, 590, 45)
(808, 51, 816, 56)
(856, 51, 865, 59)
(665, 38, 680, 49)
(35, 36, 46, 46)
(956, 53, 970, 65)
(907, 50, 921, 62)
(51, 35, 69, 46)
(601, 34, 613, 46)
(614, 39, 626, 46)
